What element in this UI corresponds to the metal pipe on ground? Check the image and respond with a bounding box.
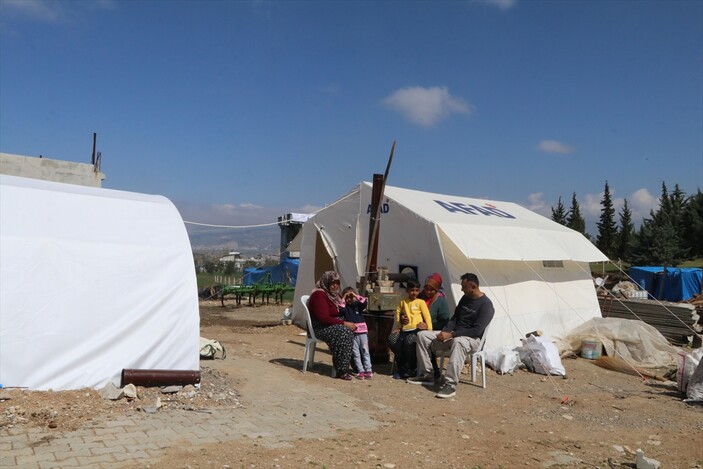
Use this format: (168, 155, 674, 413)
(121, 369, 201, 387)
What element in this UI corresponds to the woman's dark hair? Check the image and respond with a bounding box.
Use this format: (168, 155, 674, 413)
(406, 279, 420, 290)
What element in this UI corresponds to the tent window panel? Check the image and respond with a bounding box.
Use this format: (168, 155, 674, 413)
(542, 260, 564, 269)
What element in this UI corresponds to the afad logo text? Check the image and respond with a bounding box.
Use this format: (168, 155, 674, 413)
(434, 200, 515, 219)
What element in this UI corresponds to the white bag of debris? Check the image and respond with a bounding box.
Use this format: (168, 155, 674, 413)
(685, 359, 703, 402)
(557, 318, 679, 371)
(484, 346, 522, 375)
(677, 348, 703, 393)
(199, 337, 226, 359)
(520, 335, 566, 377)
(611, 280, 641, 298)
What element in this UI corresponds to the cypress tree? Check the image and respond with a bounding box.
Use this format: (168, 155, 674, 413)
(551, 196, 567, 225)
(632, 182, 688, 265)
(669, 184, 687, 232)
(682, 189, 703, 257)
(566, 192, 588, 238)
(633, 220, 684, 265)
(615, 199, 634, 262)
(596, 181, 617, 258)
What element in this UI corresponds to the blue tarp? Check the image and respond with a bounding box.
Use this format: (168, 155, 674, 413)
(242, 258, 299, 286)
(628, 266, 702, 302)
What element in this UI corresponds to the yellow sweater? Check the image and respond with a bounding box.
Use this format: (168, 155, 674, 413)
(395, 298, 433, 331)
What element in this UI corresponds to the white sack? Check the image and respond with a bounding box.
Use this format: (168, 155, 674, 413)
(522, 335, 566, 376)
(686, 359, 703, 402)
(556, 317, 679, 370)
(677, 348, 703, 393)
(200, 337, 226, 360)
(484, 346, 522, 375)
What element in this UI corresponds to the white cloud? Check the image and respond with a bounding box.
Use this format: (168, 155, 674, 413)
(0, 0, 115, 24)
(525, 192, 548, 215)
(176, 202, 275, 227)
(382, 86, 471, 127)
(571, 187, 659, 235)
(175, 201, 323, 228)
(231, 202, 264, 210)
(473, 0, 517, 11)
(628, 188, 658, 222)
(582, 193, 602, 219)
(1, 0, 63, 23)
(536, 140, 575, 155)
(522, 187, 659, 240)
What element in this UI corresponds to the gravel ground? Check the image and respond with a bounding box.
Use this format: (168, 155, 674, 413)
(3, 300, 703, 469)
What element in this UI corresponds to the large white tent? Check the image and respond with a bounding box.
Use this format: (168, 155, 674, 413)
(0, 175, 199, 390)
(293, 182, 608, 349)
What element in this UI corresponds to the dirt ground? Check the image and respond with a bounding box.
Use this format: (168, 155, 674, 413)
(2, 300, 703, 468)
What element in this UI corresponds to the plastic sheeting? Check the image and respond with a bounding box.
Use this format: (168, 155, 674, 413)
(0, 175, 199, 390)
(557, 317, 680, 370)
(628, 266, 703, 301)
(242, 258, 299, 286)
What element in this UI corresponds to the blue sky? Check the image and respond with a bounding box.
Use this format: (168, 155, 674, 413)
(1, 0, 702, 239)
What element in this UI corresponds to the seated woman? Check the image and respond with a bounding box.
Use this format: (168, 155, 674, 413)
(307, 271, 357, 380)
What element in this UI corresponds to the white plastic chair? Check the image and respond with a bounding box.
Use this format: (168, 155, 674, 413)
(300, 294, 335, 376)
(438, 322, 491, 389)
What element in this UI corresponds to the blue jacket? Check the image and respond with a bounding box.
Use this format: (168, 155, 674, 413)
(339, 299, 367, 324)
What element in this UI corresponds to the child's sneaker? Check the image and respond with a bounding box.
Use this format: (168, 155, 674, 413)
(364, 372, 373, 380)
(355, 372, 366, 380)
(392, 372, 401, 379)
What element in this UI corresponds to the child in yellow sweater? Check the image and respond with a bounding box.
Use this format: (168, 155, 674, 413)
(392, 279, 432, 378)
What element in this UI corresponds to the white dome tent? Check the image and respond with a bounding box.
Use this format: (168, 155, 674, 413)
(0, 175, 199, 391)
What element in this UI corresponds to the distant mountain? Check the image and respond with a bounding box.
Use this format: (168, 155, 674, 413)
(187, 225, 279, 254)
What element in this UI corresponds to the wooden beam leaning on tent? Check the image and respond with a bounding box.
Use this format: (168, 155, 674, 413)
(409, 273, 495, 399)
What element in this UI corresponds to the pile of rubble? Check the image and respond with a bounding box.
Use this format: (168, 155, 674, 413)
(0, 366, 240, 431)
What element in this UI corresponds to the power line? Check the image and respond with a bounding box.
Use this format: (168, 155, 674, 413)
(183, 220, 281, 229)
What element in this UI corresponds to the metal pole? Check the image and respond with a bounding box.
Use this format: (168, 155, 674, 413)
(361, 141, 395, 292)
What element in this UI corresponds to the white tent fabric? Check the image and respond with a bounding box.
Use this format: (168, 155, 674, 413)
(293, 182, 608, 349)
(0, 175, 199, 391)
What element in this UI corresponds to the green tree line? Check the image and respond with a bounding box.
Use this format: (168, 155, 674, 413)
(551, 182, 703, 266)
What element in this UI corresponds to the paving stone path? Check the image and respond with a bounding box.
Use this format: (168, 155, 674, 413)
(1, 356, 378, 468)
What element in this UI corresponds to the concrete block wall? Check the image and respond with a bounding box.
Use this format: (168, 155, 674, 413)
(0, 152, 106, 187)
